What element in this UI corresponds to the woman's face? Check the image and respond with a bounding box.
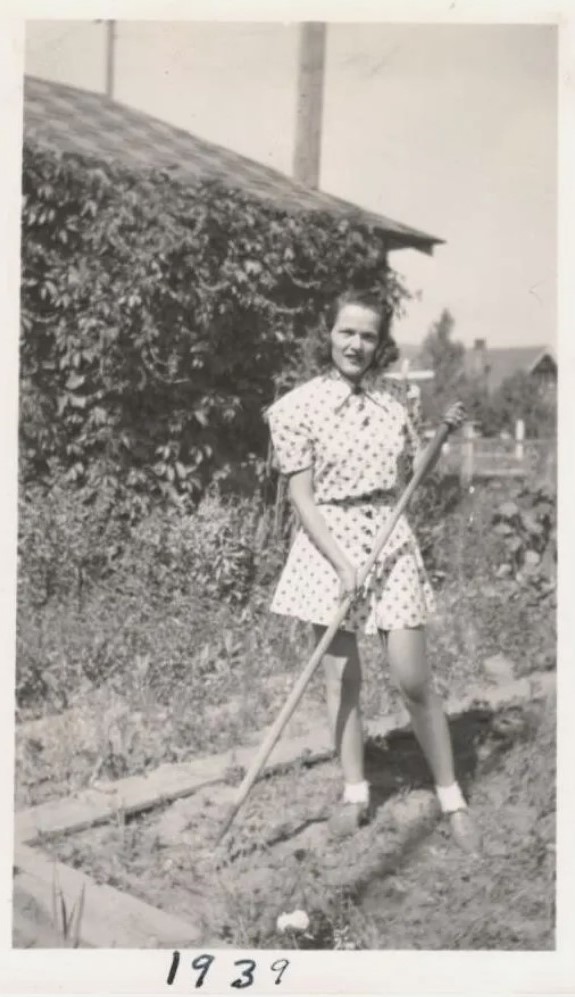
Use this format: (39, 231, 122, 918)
(330, 303, 381, 383)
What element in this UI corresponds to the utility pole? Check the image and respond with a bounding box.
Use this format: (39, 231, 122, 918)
(293, 22, 326, 189)
(105, 20, 116, 100)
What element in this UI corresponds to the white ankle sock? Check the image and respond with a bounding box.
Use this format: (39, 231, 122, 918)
(343, 780, 370, 805)
(436, 782, 467, 813)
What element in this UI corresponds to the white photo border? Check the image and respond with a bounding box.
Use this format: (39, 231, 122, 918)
(1, 2, 572, 993)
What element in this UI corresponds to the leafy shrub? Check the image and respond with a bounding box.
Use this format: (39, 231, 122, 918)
(423, 477, 557, 677)
(20, 141, 409, 509)
(491, 481, 556, 581)
(18, 474, 129, 611)
(16, 480, 296, 710)
(408, 471, 463, 578)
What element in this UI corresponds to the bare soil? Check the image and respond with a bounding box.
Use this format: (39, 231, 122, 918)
(35, 685, 555, 950)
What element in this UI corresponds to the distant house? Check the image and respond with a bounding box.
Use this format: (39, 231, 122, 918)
(464, 339, 557, 395)
(392, 337, 557, 394)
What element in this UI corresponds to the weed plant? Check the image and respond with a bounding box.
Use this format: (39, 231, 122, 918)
(15, 472, 556, 805)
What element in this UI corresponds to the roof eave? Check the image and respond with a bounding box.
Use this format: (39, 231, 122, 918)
(384, 233, 444, 255)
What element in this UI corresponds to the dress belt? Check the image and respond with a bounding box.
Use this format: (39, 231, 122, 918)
(317, 489, 397, 508)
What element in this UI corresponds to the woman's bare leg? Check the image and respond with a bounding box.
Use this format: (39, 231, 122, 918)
(313, 625, 364, 785)
(381, 626, 455, 787)
(381, 626, 480, 852)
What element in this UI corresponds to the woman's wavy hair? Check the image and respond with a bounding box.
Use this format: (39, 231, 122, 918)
(306, 288, 399, 374)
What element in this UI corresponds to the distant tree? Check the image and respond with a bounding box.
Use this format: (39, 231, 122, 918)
(414, 309, 556, 437)
(417, 309, 466, 422)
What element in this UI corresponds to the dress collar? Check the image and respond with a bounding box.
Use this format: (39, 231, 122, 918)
(324, 366, 389, 412)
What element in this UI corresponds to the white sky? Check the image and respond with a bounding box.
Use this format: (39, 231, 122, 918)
(24, 20, 557, 349)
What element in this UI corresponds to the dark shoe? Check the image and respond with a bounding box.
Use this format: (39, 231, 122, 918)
(447, 808, 482, 856)
(327, 801, 369, 840)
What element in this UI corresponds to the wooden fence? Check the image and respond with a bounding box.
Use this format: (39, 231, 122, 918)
(438, 436, 556, 484)
(267, 433, 556, 542)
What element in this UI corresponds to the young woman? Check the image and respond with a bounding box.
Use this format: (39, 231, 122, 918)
(266, 289, 480, 853)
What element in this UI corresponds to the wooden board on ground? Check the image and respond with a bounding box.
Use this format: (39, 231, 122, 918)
(13, 844, 215, 949)
(16, 672, 555, 846)
(12, 886, 69, 948)
(16, 754, 227, 844)
(15, 731, 334, 844)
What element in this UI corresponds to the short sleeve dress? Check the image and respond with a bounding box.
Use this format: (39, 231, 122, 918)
(265, 367, 435, 635)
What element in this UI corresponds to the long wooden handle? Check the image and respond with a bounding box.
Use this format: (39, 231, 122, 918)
(217, 420, 452, 843)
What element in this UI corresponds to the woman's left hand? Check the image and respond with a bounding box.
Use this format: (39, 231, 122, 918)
(443, 401, 466, 430)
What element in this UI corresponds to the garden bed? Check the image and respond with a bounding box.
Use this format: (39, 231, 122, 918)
(20, 679, 554, 950)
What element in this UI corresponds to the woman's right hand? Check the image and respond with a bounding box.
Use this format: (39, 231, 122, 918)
(336, 559, 359, 603)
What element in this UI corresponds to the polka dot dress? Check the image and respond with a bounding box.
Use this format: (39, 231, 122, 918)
(265, 368, 435, 635)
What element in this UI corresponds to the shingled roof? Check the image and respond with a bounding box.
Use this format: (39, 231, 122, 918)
(465, 343, 557, 393)
(485, 347, 557, 391)
(23, 75, 443, 256)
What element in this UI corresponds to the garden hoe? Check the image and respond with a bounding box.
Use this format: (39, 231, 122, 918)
(217, 414, 458, 845)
